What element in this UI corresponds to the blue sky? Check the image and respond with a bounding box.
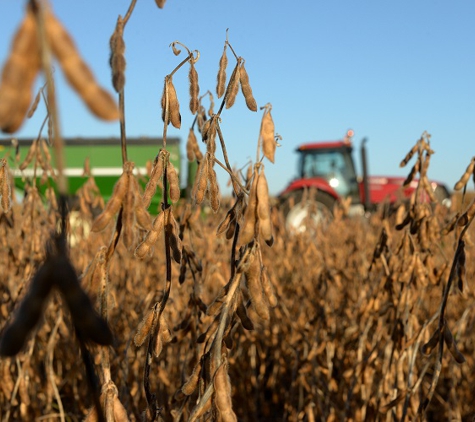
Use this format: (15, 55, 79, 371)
(1, 0, 474, 196)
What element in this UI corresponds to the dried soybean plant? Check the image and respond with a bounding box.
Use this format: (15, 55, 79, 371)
(0, 1, 120, 420)
(189, 35, 262, 209)
(80, 1, 165, 420)
(356, 132, 444, 419)
(124, 31, 279, 420)
(175, 57, 278, 420)
(124, 38, 204, 421)
(416, 171, 475, 417)
(358, 132, 474, 420)
(0, 158, 12, 214)
(90, 0, 152, 251)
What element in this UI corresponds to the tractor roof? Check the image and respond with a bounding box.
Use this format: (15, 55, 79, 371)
(296, 140, 352, 152)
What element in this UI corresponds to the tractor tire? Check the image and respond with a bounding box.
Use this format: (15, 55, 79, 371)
(280, 189, 336, 234)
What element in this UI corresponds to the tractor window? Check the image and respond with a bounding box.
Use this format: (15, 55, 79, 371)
(301, 149, 358, 199)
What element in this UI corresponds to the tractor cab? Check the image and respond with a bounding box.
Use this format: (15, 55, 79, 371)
(297, 140, 361, 205)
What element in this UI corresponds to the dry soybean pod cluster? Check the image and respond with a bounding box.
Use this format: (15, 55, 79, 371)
(0, 158, 12, 213)
(0, 6, 40, 133)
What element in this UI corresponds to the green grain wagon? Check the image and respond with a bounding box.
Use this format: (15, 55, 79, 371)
(0, 136, 182, 212)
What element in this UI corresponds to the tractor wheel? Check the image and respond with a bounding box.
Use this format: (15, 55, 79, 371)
(280, 190, 336, 233)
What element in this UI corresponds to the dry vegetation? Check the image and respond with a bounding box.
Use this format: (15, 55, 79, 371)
(1, 1, 475, 422)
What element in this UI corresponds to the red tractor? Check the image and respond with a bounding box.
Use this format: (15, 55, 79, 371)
(279, 130, 451, 231)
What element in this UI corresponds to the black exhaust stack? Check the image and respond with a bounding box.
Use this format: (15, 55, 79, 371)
(360, 137, 371, 212)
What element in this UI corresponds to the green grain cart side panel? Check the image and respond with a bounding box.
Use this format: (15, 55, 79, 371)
(0, 137, 181, 213)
